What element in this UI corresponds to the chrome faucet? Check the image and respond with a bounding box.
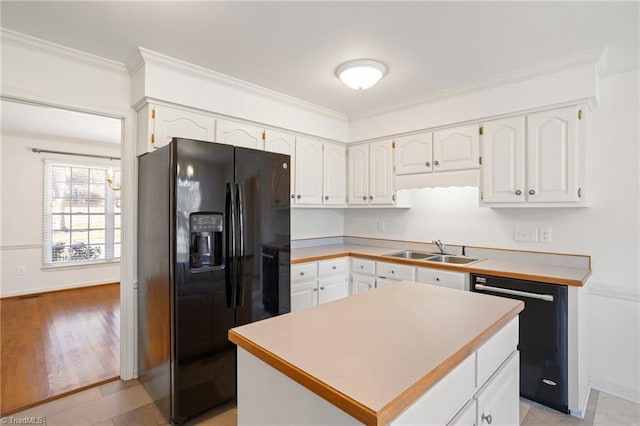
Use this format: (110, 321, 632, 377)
(433, 239, 446, 254)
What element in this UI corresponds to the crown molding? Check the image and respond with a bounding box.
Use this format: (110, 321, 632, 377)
(349, 46, 608, 121)
(128, 47, 348, 122)
(1, 28, 128, 75)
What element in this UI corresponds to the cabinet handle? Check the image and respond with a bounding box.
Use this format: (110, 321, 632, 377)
(320, 286, 325, 290)
(300, 272, 305, 276)
(324, 195, 329, 200)
(313, 288, 318, 292)
(367, 284, 372, 288)
(391, 270, 395, 274)
(436, 277, 440, 281)
(481, 413, 492, 424)
(297, 194, 302, 199)
(434, 160, 440, 166)
(515, 190, 522, 195)
(291, 194, 295, 199)
(332, 266, 336, 270)
(362, 196, 367, 200)
(360, 265, 364, 269)
(425, 161, 431, 167)
(369, 195, 374, 200)
(529, 189, 536, 195)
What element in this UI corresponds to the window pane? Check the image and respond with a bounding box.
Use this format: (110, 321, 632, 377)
(90, 244, 105, 260)
(114, 228, 121, 244)
(89, 229, 106, 245)
(71, 215, 89, 230)
(68, 242, 96, 261)
(114, 214, 121, 229)
(71, 230, 88, 244)
(51, 198, 70, 214)
(51, 231, 70, 245)
(113, 193, 121, 213)
(51, 214, 71, 231)
(89, 198, 105, 214)
(71, 167, 88, 198)
(71, 199, 89, 213)
(90, 215, 105, 229)
(114, 243, 121, 258)
(52, 166, 70, 198)
(90, 169, 106, 185)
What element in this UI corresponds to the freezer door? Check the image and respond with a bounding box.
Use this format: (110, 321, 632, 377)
(234, 147, 291, 327)
(173, 139, 236, 423)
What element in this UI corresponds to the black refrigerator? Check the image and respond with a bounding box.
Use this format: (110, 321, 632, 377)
(137, 138, 291, 424)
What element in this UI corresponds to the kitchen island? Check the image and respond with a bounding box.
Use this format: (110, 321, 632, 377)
(229, 281, 524, 425)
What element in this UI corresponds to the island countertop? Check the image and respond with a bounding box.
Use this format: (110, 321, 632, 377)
(229, 281, 524, 425)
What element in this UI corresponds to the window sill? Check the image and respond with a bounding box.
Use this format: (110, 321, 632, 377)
(41, 259, 120, 271)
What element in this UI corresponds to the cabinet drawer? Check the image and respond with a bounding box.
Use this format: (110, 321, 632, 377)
(376, 261, 415, 281)
(291, 263, 317, 282)
(392, 354, 475, 425)
(416, 267, 469, 291)
(476, 317, 519, 386)
(318, 258, 347, 276)
(475, 351, 519, 426)
(351, 258, 375, 275)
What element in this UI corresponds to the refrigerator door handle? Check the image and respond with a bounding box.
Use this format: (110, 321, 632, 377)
(236, 183, 246, 307)
(225, 183, 237, 308)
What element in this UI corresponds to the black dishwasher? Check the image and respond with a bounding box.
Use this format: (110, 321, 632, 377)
(471, 274, 569, 413)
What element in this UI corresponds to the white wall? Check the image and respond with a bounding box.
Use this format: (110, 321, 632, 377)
(291, 208, 345, 240)
(0, 131, 121, 296)
(344, 70, 640, 402)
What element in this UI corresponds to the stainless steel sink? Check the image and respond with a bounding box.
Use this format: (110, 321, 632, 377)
(424, 255, 479, 265)
(385, 250, 435, 260)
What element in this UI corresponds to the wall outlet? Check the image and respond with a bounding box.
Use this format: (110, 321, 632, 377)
(377, 220, 386, 232)
(17, 266, 25, 276)
(514, 227, 538, 242)
(320, 221, 327, 233)
(540, 228, 552, 243)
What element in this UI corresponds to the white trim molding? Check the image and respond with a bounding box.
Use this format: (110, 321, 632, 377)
(590, 377, 640, 404)
(0, 280, 119, 299)
(127, 47, 348, 122)
(0, 243, 42, 251)
(588, 285, 640, 303)
(350, 46, 608, 121)
(1, 28, 128, 75)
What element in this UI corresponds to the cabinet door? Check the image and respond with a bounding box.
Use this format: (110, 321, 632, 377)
(153, 105, 216, 149)
(375, 277, 400, 288)
(369, 140, 394, 205)
(475, 351, 519, 426)
(323, 143, 347, 206)
(352, 274, 375, 295)
(291, 280, 318, 312)
(433, 124, 480, 172)
(416, 267, 468, 291)
(395, 133, 433, 175)
(215, 119, 263, 149)
(264, 130, 296, 200)
(481, 117, 526, 203)
(348, 144, 369, 205)
(318, 275, 348, 304)
(294, 137, 323, 205)
(526, 106, 580, 203)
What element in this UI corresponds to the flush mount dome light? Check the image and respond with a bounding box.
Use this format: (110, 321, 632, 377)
(335, 59, 387, 90)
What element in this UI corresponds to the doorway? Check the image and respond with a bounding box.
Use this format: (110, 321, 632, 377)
(0, 100, 125, 415)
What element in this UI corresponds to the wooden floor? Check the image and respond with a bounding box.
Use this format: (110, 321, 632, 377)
(0, 283, 120, 415)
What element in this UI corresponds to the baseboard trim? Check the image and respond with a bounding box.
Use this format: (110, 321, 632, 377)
(590, 376, 640, 404)
(0, 281, 119, 299)
(588, 285, 640, 302)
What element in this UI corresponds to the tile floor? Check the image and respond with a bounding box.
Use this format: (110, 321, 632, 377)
(3, 379, 638, 425)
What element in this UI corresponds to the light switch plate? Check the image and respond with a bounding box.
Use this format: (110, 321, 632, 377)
(514, 227, 538, 242)
(540, 228, 552, 243)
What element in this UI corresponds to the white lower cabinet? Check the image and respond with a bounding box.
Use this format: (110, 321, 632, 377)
(291, 258, 348, 311)
(416, 267, 469, 291)
(393, 317, 519, 425)
(375, 277, 400, 288)
(352, 273, 375, 294)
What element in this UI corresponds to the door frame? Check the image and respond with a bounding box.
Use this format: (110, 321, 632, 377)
(1, 88, 138, 380)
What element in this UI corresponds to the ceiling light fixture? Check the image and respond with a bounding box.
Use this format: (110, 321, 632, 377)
(335, 59, 387, 90)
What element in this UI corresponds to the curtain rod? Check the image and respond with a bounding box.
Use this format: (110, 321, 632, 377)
(31, 148, 121, 161)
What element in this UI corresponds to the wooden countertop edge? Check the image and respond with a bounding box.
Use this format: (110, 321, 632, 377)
(291, 252, 590, 287)
(229, 302, 524, 426)
(228, 329, 378, 426)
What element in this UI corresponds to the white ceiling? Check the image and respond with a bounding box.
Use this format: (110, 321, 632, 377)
(1, 101, 122, 145)
(1, 2, 638, 116)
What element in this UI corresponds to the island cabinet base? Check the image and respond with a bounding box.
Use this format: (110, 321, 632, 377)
(236, 317, 520, 426)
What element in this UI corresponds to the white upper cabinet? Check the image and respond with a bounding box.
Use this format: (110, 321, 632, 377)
(264, 130, 295, 201)
(433, 124, 480, 172)
(481, 116, 526, 203)
(348, 141, 395, 206)
(369, 140, 395, 205)
(348, 144, 370, 205)
(215, 119, 263, 149)
(294, 137, 323, 205)
(323, 142, 347, 206)
(526, 106, 580, 203)
(137, 104, 216, 155)
(395, 133, 433, 175)
(481, 105, 584, 207)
